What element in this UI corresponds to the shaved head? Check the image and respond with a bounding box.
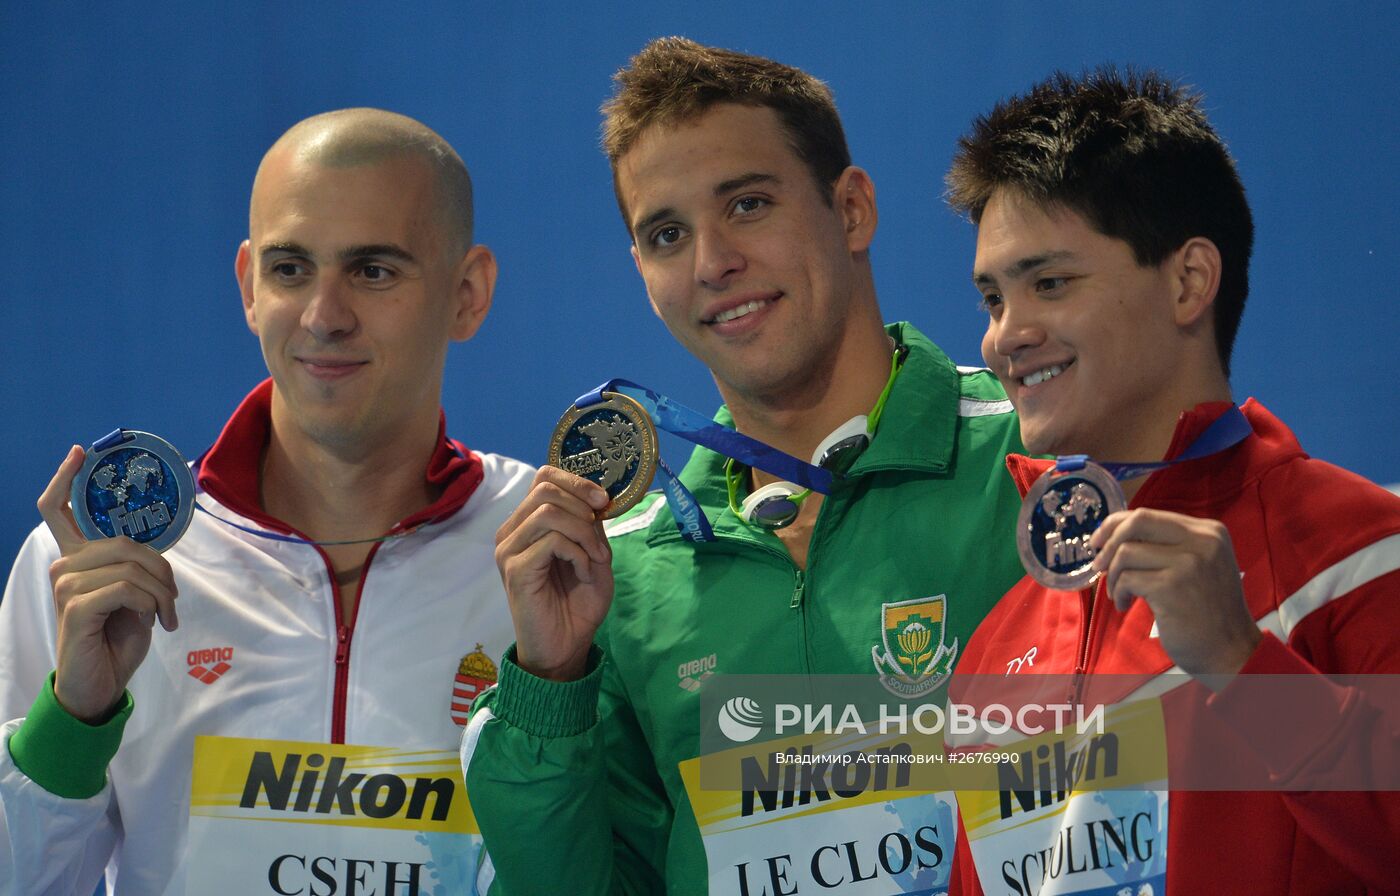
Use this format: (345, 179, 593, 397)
(252, 108, 475, 252)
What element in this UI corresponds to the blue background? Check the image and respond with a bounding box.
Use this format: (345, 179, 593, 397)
(2, 2, 1396, 566)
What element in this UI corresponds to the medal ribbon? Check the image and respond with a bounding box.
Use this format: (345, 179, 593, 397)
(1053, 404, 1252, 480)
(575, 379, 836, 543)
(90, 428, 137, 454)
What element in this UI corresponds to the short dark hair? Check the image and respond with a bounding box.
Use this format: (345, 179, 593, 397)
(947, 68, 1254, 374)
(602, 37, 851, 220)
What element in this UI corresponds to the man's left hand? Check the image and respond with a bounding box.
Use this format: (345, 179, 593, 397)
(1089, 508, 1261, 683)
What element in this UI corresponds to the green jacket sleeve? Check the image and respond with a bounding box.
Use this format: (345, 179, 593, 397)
(9, 672, 131, 799)
(463, 643, 672, 894)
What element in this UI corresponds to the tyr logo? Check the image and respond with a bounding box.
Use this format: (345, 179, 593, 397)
(1005, 646, 1037, 675)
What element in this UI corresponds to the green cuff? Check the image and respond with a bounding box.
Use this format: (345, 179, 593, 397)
(493, 644, 604, 738)
(8, 672, 131, 799)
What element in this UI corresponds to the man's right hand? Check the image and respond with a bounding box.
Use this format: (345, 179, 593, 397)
(494, 466, 614, 682)
(37, 446, 179, 724)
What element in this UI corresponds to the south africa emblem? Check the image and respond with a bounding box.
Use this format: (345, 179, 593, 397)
(70, 429, 194, 553)
(450, 644, 498, 727)
(548, 392, 658, 519)
(871, 595, 959, 697)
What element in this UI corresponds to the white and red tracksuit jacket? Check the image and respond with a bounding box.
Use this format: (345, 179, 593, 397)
(950, 399, 1400, 896)
(0, 380, 533, 895)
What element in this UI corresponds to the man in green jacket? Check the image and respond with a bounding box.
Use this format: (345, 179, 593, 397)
(465, 38, 1026, 894)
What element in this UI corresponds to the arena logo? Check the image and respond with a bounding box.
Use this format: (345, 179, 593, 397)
(188, 646, 234, 685)
(677, 652, 717, 692)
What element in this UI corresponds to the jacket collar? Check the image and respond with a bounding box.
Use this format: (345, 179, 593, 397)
(195, 379, 484, 536)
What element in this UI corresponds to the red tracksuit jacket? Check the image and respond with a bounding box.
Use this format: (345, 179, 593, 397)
(950, 400, 1400, 896)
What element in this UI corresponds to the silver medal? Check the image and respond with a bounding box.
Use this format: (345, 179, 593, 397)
(1017, 460, 1125, 590)
(70, 429, 195, 552)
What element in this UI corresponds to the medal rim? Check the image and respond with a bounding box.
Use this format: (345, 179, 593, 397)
(1016, 460, 1125, 591)
(70, 430, 195, 553)
(547, 392, 659, 520)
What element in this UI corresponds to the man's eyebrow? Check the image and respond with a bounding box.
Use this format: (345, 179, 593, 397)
(339, 244, 417, 265)
(257, 242, 418, 265)
(973, 251, 1077, 285)
(633, 206, 677, 241)
(259, 241, 311, 260)
(714, 172, 776, 196)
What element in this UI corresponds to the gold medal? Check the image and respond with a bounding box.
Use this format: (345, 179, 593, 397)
(548, 392, 658, 519)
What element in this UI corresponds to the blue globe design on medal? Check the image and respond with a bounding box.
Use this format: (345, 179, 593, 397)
(83, 447, 183, 544)
(1028, 476, 1108, 576)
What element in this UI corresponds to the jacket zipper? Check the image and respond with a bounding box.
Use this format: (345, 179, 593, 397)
(790, 568, 806, 609)
(1070, 584, 1099, 706)
(329, 541, 385, 744)
(793, 488, 839, 673)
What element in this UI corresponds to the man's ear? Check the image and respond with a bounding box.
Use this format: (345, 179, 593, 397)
(447, 245, 499, 341)
(235, 240, 257, 334)
(833, 166, 878, 254)
(1173, 237, 1223, 328)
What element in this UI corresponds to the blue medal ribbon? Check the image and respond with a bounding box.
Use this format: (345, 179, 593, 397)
(576, 379, 835, 543)
(91, 428, 134, 453)
(1054, 404, 1253, 480)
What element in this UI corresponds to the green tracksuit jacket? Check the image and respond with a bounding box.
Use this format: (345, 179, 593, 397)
(463, 323, 1027, 894)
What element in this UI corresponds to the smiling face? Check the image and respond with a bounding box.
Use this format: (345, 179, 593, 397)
(975, 190, 1197, 461)
(236, 151, 489, 455)
(616, 103, 878, 408)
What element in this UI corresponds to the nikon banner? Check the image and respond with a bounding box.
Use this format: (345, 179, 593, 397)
(187, 736, 479, 895)
(680, 747, 955, 896)
(955, 700, 1169, 896)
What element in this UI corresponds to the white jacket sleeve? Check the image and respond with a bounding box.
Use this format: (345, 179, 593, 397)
(0, 527, 120, 896)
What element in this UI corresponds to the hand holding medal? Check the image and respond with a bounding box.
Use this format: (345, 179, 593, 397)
(1087, 508, 1261, 680)
(37, 435, 185, 723)
(500, 379, 839, 681)
(1016, 406, 1252, 592)
(1013, 406, 1262, 678)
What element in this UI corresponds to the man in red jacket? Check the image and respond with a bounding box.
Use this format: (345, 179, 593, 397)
(943, 69, 1400, 895)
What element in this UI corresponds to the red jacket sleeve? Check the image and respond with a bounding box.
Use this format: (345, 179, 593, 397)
(1206, 566, 1400, 891)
